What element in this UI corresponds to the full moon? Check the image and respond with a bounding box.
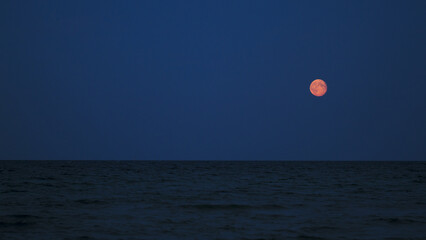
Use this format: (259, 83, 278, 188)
(310, 79, 327, 97)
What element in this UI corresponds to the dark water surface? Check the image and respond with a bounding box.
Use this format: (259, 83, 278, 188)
(1, 161, 425, 240)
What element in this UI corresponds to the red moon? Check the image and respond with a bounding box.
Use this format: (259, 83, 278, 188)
(310, 79, 327, 97)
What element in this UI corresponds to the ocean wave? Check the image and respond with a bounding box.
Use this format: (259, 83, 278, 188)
(373, 217, 426, 224)
(181, 204, 285, 210)
(75, 199, 108, 205)
(0, 215, 40, 228)
(1, 189, 27, 194)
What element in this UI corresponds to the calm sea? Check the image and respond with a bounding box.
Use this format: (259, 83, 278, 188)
(1, 161, 425, 240)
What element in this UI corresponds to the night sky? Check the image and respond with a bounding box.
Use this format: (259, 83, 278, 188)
(1, 0, 425, 160)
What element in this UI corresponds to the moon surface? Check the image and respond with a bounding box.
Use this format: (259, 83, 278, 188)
(310, 79, 327, 97)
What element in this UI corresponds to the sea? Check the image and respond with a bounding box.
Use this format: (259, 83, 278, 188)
(0, 161, 425, 240)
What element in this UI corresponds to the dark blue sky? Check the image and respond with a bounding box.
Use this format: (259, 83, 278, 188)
(1, 0, 425, 160)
